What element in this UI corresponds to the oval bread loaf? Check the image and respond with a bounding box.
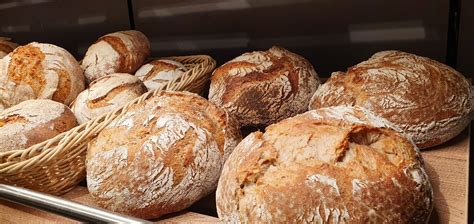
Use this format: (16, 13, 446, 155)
(135, 59, 186, 91)
(209, 46, 320, 127)
(71, 73, 146, 124)
(0, 42, 85, 111)
(0, 99, 77, 153)
(309, 50, 472, 149)
(216, 105, 433, 223)
(86, 90, 242, 219)
(0, 37, 19, 59)
(81, 30, 150, 82)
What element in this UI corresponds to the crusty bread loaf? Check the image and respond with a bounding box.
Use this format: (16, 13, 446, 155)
(0, 99, 77, 153)
(71, 73, 146, 124)
(0, 42, 85, 111)
(0, 37, 19, 58)
(209, 46, 320, 127)
(135, 59, 186, 91)
(81, 30, 150, 82)
(309, 50, 472, 149)
(216, 106, 433, 223)
(86, 91, 241, 219)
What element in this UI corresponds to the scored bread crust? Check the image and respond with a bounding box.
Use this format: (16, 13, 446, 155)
(216, 106, 433, 224)
(0, 42, 85, 111)
(309, 50, 472, 149)
(209, 46, 320, 127)
(81, 30, 150, 82)
(0, 37, 19, 59)
(0, 99, 77, 153)
(86, 90, 242, 219)
(135, 59, 186, 91)
(71, 73, 146, 124)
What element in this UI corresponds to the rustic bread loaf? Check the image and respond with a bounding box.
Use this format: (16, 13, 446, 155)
(86, 91, 242, 219)
(0, 42, 85, 111)
(0, 37, 19, 58)
(135, 59, 186, 91)
(71, 73, 146, 124)
(209, 46, 320, 127)
(0, 99, 77, 153)
(81, 30, 150, 82)
(216, 105, 433, 223)
(309, 50, 472, 149)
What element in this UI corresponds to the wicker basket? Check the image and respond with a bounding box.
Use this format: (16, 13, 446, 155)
(0, 55, 216, 195)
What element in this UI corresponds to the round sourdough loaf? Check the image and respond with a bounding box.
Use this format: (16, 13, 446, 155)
(216, 106, 433, 223)
(86, 91, 242, 219)
(0, 37, 19, 59)
(135, 59, 186, 91)
(309, 50, 472, 149)
(0, 42, 85, 111)
(71, 73, 146, 124)
(0, 99, 77, 153)
(209, 46, 320, 127)
(81, 30, 150, 82)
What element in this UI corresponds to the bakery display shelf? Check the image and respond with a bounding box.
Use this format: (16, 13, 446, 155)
(0, 126, 470, 224)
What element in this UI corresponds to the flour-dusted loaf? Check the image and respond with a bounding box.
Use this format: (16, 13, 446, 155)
(71, 73, 146, 124)
(0, 42, 85, 111)
(209, 46, 320, 127)
(135, 59, 186, 91)
(86, 91, 242, 219)
(216, 106, 433, 223)
(309, 50, 472, 149)
(81, 30, 150, 82)
(0, 37, 19, 58)
(0, 99, 77, 153)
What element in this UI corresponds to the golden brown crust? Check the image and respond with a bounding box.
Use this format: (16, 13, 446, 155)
(7, 45, 46, 96)
(86, 90, 241, 219)
(309, 50, 472, 149)
(216, 106, 433, 223)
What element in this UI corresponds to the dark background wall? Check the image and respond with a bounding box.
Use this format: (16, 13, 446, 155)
(0, 0, 470, 78)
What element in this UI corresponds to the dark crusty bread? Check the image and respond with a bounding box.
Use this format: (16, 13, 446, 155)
(309, 50, 472, 149)
(86, 91, 241, 219)
(216, 106, 433, 223)
(209, 46, 320, 128)
(0, 37, 19, 58)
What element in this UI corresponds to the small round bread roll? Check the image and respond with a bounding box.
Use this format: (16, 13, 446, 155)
(87, 91, 242, 219)
(217, 106, 433, 223)
(209, 46, 320, 127)
(81, 30, 150, 82)
(0, 37, 19, 58)
(0, 42, 85, 111)
(71, 73, 146, 124)
(135, 59, 186, 91)
(309, 50, 472, 149)
(0, 99, 77, 153)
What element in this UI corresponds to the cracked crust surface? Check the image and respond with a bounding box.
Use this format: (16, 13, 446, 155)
(209, 46, 320, 127)
(309, 50, 472, 149)
(135, 59, 186, 91)
(86, 91, 242, 219)
(216, 106, 433, 223)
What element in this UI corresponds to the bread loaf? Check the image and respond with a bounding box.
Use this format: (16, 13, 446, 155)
(0, 37, 19, 58)
(0, 42, 85, 111)
(0, 99, 77, 153)
(216, 105, 433, 223)
(309, 50, 472, 149)
(71, 73, 146, 124)
(135, 59, 186, 91)
(86, 91, 241, 219)
(81, 30, 150, 82)
(209, 46, 320, 127)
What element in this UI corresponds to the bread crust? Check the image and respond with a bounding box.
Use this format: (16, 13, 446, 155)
(0, 37, 19, 59)
(216, 106, 433, 223)
(71, 73, 146, 124)
(209, 46, 320, 127)
(309, 50, 472, 149)
(86, 91, 241, 219)
(0, 99, 77, 153)
(0, 42, 85, 111)
(81, 30, 150, 82)
(135, 59, 186, 91)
